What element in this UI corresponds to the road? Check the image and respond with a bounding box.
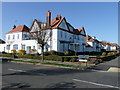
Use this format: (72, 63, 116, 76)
(2, 57, 120, 89)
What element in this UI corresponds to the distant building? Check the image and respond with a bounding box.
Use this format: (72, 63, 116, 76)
(0, 39, 6, 52)
(85, 35, 101, 52)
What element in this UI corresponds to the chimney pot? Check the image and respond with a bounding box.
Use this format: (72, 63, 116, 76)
(13, 25, 16, 29)
(56, 15, 61, 20)
(46, 10, 51, 27)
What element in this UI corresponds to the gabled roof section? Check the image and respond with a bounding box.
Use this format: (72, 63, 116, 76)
(100, 42, 109, 46)
(86, 35, 94, 42)
(51, 16, 85, 35)
(51, 17, 65, 29)
(7, 25, 30, 34)
(73, 29, 80, 35)
(77, 27, 86, 35)
(108, 43, 118, 46)
(86, 43, 92, 47)
(30, 19, 42, 29)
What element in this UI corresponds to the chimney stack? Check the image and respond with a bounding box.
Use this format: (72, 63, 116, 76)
(46, 10, 51, 27)
(13, 25, 16, 29)
(56, 15, 61, 20)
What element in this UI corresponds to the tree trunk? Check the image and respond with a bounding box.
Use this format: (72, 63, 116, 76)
(41, 46, 44, 62)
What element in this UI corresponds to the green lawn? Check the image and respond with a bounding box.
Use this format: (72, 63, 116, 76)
(11, 59, 88, 69)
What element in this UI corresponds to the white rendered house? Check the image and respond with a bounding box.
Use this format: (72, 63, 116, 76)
(4, 25, 39, 53)
(108, 43, 118, 51)
(85, 35, 101, 52)
(100, 42, 111, 51)
(30, 11, 87, 53)
(1, 11, 87, 54)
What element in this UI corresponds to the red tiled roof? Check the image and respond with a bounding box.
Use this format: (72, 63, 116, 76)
(51, 17, 64, 28)
(7, 25, 30, 34)
(101, 42, 109, 46)
(78, 27, 84, 32)
(109, 43, 118, 46)
(78, 28, 83, 32)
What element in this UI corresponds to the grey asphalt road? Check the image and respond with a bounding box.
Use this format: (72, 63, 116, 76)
(2, 58, 120, 89)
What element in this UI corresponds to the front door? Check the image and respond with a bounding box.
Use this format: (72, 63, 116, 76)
(26, 46, 31, 54)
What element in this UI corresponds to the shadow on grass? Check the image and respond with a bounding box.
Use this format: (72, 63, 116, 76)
(2, 58, 13, 63)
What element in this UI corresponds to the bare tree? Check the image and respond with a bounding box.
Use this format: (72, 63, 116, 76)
(31, 22, 52, 62)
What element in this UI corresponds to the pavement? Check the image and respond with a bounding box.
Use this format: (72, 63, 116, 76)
(87, 56, 120, 72)
(1, 57, 120, 89)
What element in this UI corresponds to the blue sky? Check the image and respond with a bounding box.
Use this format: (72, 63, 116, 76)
(1, 2, 118, 43)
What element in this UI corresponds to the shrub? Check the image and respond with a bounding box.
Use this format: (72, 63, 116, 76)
(2, 54, 14, 57)
(44, 50, 64, 56)
(18, 49, 26, 55)
(49, 50, 57, 55)
(44, 51, 51, 56)
(64, 51, 69, 55)
(64, 50, 75, 55)
(62, 57, 71, 62)
(31, 49, 37, 54)
(2, 51, 7, 54)
(102, 52, 106, 56)
(89, 58, 100, 64)
(25, 53, 36, 56)
(56, 52, 64, 56)
(11, 49, 16, 54)
(62, 56, 78, 62)
(44, 55, 62, 61)
(70, 57, 78, 62)
(35, 53, 41, 56)
(107, 52, 113, 56)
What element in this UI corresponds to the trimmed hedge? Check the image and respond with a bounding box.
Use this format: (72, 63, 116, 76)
(44, 55, 62, 61)
(61, 56, 78, 62)
(2, 53, 14, 57)
(2, 51, 120, 63)
(44, 50, 64, 56)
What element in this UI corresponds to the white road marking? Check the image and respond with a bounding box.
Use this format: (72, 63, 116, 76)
(8, 68, 26, 72)
(91, 69, 108, 72)
(8, 68, 46, 75)
(73, 79, 120, 89)
(91, 69, 119, 72)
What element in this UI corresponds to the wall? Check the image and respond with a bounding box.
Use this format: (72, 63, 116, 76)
(6, 32, 23, 44)
(51, 29, 58, 51)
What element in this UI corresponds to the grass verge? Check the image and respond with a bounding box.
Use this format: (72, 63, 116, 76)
(11, 59, 88, 69)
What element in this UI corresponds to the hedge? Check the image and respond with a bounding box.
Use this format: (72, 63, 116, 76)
(44, 50, 64, 56)
(2, 52, 120, 62)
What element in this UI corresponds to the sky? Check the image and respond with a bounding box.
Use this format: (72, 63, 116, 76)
(1, 2, 118, 43)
